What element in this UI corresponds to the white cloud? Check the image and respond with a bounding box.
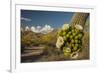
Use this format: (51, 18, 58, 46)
(31, 26, 36, 32)
(25, 26, 30, 31)
(29, 24, 54, 34)
(40, 25, 54, 34)
(37, 26, 41, 29)
(21, 17, 31, 21)
(31, 26, 41, 33)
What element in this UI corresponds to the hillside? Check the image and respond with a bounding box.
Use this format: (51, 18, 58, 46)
(21, 29, 60, 62)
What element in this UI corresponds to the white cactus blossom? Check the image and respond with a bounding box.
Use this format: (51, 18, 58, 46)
(70, 51, 79, 59)
(62, 23, 69, 30)
(75, 24, 83, 30)
(56, 36, 64, 48)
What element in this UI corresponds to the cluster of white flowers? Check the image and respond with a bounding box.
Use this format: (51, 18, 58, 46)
(56, 36, 64, 48)
(75, 24, 83, 30)
(62, 24, 69, 30)
(70, 51, 79, 59)
(56, 24, 69, 49)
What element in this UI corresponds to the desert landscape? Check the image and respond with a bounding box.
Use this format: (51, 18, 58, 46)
(21, 10, 89, 63)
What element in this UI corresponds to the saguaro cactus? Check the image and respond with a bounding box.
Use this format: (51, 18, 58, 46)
(56, 13, 89, 59)
(70, 13, 89, 28)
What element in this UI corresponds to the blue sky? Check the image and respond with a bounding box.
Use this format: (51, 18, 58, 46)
(21, 10, 74, 28)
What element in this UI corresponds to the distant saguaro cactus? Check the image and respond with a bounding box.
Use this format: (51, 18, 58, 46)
(70, 13, 89, 28)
